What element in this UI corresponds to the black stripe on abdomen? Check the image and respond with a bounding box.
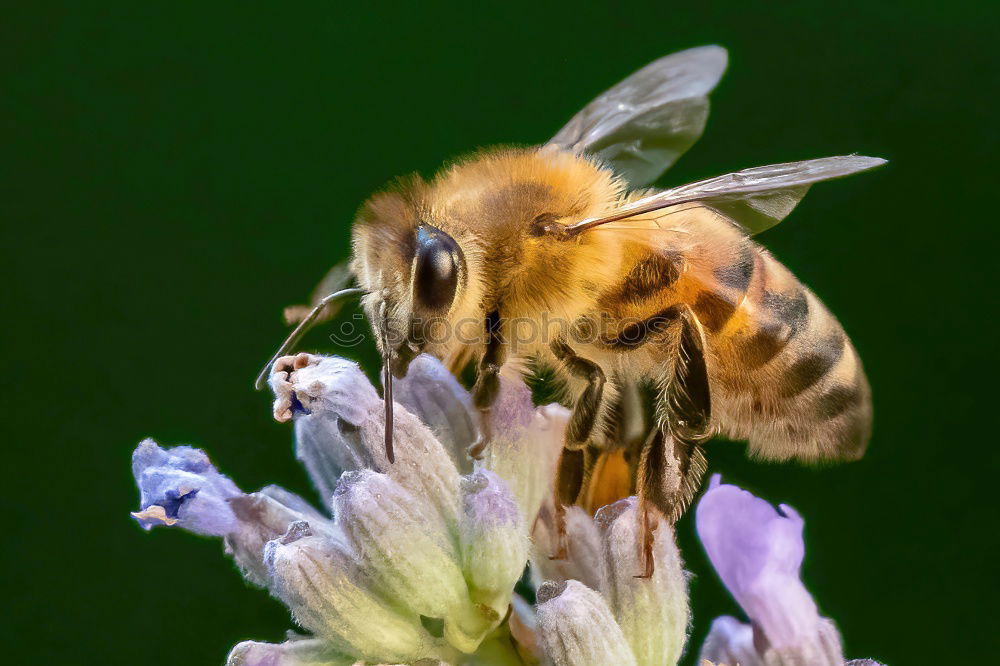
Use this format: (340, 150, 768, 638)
(600, 304, 684, 350)
(762, 288, 810, 334)
(739, 287, 810, 368)
(713, 243, 756, 293)
(815, 382, 863, 419)
(779, 331, 846, 398)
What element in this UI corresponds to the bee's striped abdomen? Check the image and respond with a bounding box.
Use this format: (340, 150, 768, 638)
(591, 206, 871, 464)
(707, 243, 871, 462)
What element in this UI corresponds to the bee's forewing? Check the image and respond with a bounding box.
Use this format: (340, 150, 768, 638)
(575, 155, 887, 236)
(549, 45, 728, 187)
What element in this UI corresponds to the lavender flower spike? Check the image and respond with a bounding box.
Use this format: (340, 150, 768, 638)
(696, 474, 843, 666)
(133, 352, 568, 663)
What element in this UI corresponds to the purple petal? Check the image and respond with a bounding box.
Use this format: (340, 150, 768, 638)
(130, 439, 335, 587)
(131, 439, 241, 536)
(695, 474, 827, 651)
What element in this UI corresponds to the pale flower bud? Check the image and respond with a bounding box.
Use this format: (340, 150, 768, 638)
(332, 470, 467, 622)
(530, 503, 603, 591)
(535, 580, 638, 666)
(226, 635, 348, 665)
(395, 354, 479, 471)
(458, 471, 528, 610)
(276, 354, 461, 528)
(225, 489, 336, 587)
(263, 522, 433, 663)
(596, 498, 689, 666)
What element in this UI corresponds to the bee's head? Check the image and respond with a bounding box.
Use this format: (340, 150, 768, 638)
(351, 148, 622, 376)
(351, 182, 471, 378)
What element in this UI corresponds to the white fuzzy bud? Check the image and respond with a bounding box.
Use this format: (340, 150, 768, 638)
(530, 503, 603, 591)
(332, 470, 467, 621)
(459, 471, 528, 611)
(596, 498, 689, 666)
(535, 580, 638, 666)
(275, 355, 460, 527)
(394, 354, 479, 472)
(264, 522, 433, 663)
(226, 635, 348, 665)
(476, 379, 568, 525)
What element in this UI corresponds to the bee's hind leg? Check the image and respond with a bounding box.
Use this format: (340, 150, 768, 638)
(549, 341, 657, 562)
(549, 447, 586, 559)
(634, 428, 708, 577)
(550, 441, 625, 559)
(636, 496, 658, 579)
(634, 304, 714, 576)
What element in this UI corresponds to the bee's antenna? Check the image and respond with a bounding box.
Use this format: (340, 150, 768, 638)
(379, 301, 395, 464)
(254, 287, 364, 391)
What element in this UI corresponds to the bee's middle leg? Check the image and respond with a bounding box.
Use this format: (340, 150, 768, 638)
(550, 339, 607, 448)
(548, 339, 614, 558)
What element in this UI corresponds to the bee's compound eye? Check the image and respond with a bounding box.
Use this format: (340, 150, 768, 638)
(413, 224, 462, 311)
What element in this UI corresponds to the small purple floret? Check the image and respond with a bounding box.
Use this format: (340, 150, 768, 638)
(695, 474, 823, 651)
(131, 438, 241, 536)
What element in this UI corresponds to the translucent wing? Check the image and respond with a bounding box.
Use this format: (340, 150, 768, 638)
(566, 155, 887, 237)
(549, 45, 728, 187)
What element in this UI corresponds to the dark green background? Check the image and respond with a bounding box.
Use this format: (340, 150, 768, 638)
(3, 2, 997, 664)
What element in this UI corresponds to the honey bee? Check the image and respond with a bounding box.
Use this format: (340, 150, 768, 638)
(259, 46, 883, 574)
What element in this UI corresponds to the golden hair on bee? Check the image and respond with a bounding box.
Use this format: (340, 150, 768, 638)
(261, 45, 886, 576)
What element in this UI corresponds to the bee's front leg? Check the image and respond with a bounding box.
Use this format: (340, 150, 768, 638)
(469, 311, 504, 459)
